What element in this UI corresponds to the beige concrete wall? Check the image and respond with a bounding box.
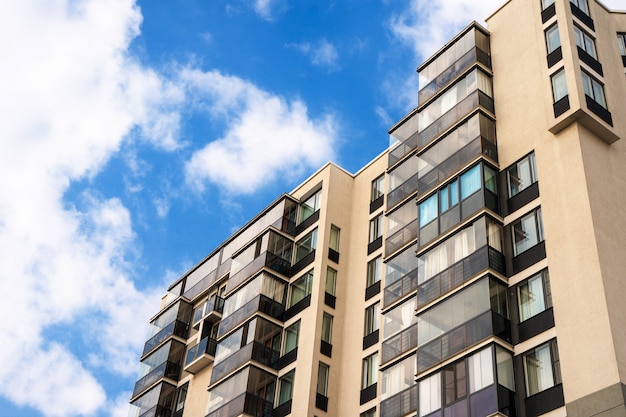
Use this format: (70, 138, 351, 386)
(488, 0, 626, 404)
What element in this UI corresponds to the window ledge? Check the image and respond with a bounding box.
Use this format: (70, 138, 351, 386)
(548, 108, 619, 144)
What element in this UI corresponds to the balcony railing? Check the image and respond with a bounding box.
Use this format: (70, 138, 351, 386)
(132, 360, 181, 399)
(206, 391, 273, 417)
(418, 90, 494, 151)
(383, 266, 419, 308)
(227, 251, 291, 295)
(418, 47, 491, 104)
(210, 342, 280, 385)
(142, 320, 189, 357)
(183, 268, 219, 301)
(193, 295, 225, 327)
(380, 384, 417, 417)
(417, 245, 505, 308)
(388, 111, 419, 168)
(386, 172, 419, 211)
(218, 294, 285, 338)
(385, 219, 418, 257)
(138, 404, 172, 417)
(184, 336, 218, 374)
(381, 324, 417, 364)
(417, 310, 509, 373)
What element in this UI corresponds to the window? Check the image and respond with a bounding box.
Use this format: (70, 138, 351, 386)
(282, 321, 300, 355)
(366, 256, 382, 287)
(299, 189, 321, 224)
(371, 175, 385, 202)
(439, 179, 459, 213)
(288, 270, 313, 307)
(325, 267, 337, 296)
(496, 345, 515, 391)
(317, 362, 330, 396)
(570, 0, 589, 15)
(419, 372, 441, 416)
(361, 408, 376, 417)
(468, 347, 494, 393)
(574, 25, 597, 59)
(294, 229, 317, 263)
(321, 313, 333, 344)
(542, 0, 555, 9)
(443, 361, 467, 405)
(362, 353, 378, 389)
(507, 153, 538, 197)
(460, 164, 481, 199)
(329, 225, 340, 252)
(524, 340, 561, 396)
(277, 370, 295, 406)
(551, 68, 568, 103)
(364, 302, 380, 336)
(581, 70, 607, 109)
(419, 194, 438, 227)
(518, 269, 552, 321)
(545, 24, 561, 54)
(618, 33, 626, 57)
(512, 208, 544, 256)
(174, 383, 188, 416)
(369, 215, 383, 243)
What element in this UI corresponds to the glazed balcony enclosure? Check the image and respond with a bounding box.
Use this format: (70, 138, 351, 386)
(132, 340, 186, 400)
(211, 317, 282, 385)
(416, 276, 509, 374)
(142, 299, 192, 357)
(385, 199, 418, 257)
(129, 381, 177, 417)
(193, 294, 225, 328)
(206, 366, 276, 417)
(184, 335, 218, 374)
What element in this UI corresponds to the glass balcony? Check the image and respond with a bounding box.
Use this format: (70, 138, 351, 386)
(193, 295, 225, 328)
(132, 360, 181, 399)
(384, 265, 418, 309)
(419, 46, 491, 104)
(210, 341, 280, 385)
(386, 173, 419, 211)
(380, 384, 417, 417)
(205, 391, 273, 417)
(381, 324, 417, 364)
(418, 245, 504, 308)
(142, 320, 189, 357)
(418, 90, 494, 152)
(388, 110, 419, 168)
(217, 294, 285, 338)
(385, 219, 418, 257)
(184, 336, 218, 374)
(227, 251, 291, 295)
(417, 310, 510, 373)
(184, 268, 219, 301)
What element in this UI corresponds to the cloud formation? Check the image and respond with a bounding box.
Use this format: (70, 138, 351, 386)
(182, 69, 337, 194)
(289, 39, 341, 71)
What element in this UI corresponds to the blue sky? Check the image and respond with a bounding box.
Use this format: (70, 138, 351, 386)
(1, 0, 623, 417)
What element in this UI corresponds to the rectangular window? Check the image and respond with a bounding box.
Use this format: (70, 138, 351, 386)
(364, 302, 380, 336)
(419, 372, 441, 416)
(277, 370, 295, 405)
(362, 353, 378, 389)
(369, 215, 383, 243)
(460, 165, 481, 199)
(282, 321, 300, 354)
(325, 267, 337, 296)
(371, 175, 385, 202)
(366, 256, 382, 287)
(321, 313, 333, 344)
(512, 208, 544, 256)
(551, 68, 568, 103)
(618, 33, 626, 56)
(329, 225, 340, 252)
(581, 70, 607, 109)
(507, 153, 538, 197)
(288, 270, 314, 307)
(317, 362, 330, 395)
(361, 408, 376, 417)
(574, 25, 597, 59)
(468, 347, 494, 393)
(299, 189, 322, 224)
(524, 340, 561, 396)
(570, 0, 589, 15)
(496, 345, 515, 391)
(419, 194, 438, 227)
(542, 0, 555, 9)
(545, 24, 561, 54)
(518, 269, 552, 321)
(439, 179, 459, 213)
(443, 361, 467, 405)
(294, 229, 317, 263)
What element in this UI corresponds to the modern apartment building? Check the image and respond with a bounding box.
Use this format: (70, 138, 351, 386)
(128, 0, 626, 416)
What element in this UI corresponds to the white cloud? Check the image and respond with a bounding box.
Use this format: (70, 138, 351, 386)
(251, 0, 285, 21)
(0, 0, 185, 415)
(182, 69, 337, 194)
(289, 39, 340, 71)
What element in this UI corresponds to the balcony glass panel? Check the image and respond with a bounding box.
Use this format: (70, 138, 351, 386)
(223, 273, 285, 319)
(384, 245, 419, 307)
(193, 295, 225, 326)
(389, 111, 419, 167)
(382, 323, 417, 364)
(417, 114, 496, 198)
(419, 28, 490, 94)
(380, 384, 417, 417)
(387, 157, 420, 210)
(381, 355, 417, 400)
(145, 300, 192, 342)
(130, 382, 176, 417)
(185, 336, 218, 373)
(383, 297, 417, 339)
(143, 320, 189, 357)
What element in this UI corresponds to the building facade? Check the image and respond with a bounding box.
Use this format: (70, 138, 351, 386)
(129, 0, 626, 416)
